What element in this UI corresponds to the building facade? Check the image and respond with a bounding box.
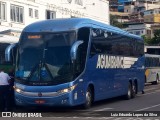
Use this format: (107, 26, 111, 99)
(108, 0, 119, 12)
(0, 0, 109, 33)
(122, 0, 160, 38)
(144, 8, 160, 23)
(124, 23, 146, 36)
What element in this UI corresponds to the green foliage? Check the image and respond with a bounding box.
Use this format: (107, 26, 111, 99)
(142, 29, 160, 45)
(110, 14, 124, 28)
(152, 29, 160, 44)
(141, 35, 152, 45)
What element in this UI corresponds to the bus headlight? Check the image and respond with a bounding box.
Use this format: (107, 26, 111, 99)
(14, 86, 23, 93)
(58, 84, 77, 94)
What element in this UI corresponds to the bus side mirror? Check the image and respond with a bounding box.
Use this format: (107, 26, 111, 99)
(70, 40, 83, 61)
(5, 43, 17, 62)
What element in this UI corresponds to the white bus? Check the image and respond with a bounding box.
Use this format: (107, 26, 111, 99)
(145, 54, 160, 84)
(145, 46, 160, 55)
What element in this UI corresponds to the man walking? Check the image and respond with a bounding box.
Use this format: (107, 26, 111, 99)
(0, 68, 11, 111)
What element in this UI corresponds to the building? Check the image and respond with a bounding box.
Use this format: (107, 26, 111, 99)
(0, 0, 110, 33)
(119, 0, 160, 12)
(125, 23, 160, 38)
(143, 8, 160, 38)
(144, 8, 160, 23)
(122, 0, 160, 37)
(110, 12, 129, 23)
(145, 24, 160, 38)
(118, 0, 138, 12)
(108, 0, 119, 12)
(124, 23, 146, 36)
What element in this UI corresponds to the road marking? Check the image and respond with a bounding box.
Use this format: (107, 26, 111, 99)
(93, 108, 113, 111)
(114, 118, 122, 120)
(137, 89, 160, 96)
(144, 87, 158, 92)
(50, 117, 114, 119)
(156, 89, 160, 92)
(135, 103, 160, 111)
(125, 118, 135, 120)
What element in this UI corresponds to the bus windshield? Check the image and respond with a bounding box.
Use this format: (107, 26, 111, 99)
(16, 31, 76, 85)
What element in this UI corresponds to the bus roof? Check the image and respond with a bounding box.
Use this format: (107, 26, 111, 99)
(23, 18, 142, 40)
(145, 46, 160, 48)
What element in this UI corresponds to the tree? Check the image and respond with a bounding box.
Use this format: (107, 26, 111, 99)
(142, 29, 160, 45)
(110, 14, 124, 28)
(141, 35, 152, 45)
(152, 29, 160, 44)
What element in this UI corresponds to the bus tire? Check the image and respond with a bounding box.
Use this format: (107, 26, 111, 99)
(154, 74, 159, 85)
(131, 82, 136, 98)
(124, 83, 132, 100)
(83, 87, 93, 109)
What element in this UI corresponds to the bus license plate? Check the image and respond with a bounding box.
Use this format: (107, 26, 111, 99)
(35, 100, 45, 104)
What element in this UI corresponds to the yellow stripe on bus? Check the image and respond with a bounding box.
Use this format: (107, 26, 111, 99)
(145, 69, 150, 78)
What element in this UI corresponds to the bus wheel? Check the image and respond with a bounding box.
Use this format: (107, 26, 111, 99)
(125, 83, 132, 100)
(131, 82, 136, 98)
(83, 87, 93, 109)
(155, 75, 159, 85)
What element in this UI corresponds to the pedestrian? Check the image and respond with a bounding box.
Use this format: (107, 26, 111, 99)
(0, 68, 11, 112)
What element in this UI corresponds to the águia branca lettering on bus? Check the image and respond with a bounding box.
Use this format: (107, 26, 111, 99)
(96, 55, 124, 69)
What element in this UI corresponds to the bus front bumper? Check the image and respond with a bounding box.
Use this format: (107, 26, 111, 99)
(15, 91, 76, 107)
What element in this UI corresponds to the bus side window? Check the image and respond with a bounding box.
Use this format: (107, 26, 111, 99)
(90, 29, 112, 57)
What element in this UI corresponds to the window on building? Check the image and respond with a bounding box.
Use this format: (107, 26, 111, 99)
(0, 2, 6, 21)
(10, 5, 24, 23)
(147, 30, 151, 35)
(135, 31, 140, 35)
(75, 0, 83, 6)
(29, 8, 33, 17)
(35, 9, 38, 19)
(46, 10, 56, 19)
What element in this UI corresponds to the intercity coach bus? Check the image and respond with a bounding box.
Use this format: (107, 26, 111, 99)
(10, 18, 145, 108)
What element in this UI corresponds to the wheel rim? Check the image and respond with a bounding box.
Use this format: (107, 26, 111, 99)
(128, 85, 131, 98)
(132, 84, 136, 94)
(128, 89, 131, 97)
(86, 91, 91, 106)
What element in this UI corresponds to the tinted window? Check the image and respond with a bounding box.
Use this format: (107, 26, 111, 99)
(90, 28, 143, 57)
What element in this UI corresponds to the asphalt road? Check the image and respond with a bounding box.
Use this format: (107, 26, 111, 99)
(1, 83, 160, 120)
